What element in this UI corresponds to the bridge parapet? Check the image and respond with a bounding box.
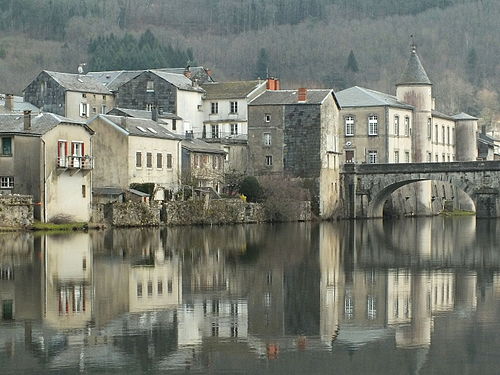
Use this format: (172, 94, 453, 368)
(342, 161, 500, 175)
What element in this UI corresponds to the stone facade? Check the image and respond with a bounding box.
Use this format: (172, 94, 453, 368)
(24, 71, 66, 116)
(0, 195, 33, 227)
(105, 201, 161, 227)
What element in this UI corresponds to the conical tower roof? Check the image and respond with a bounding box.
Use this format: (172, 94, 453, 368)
(397, 45, 431, 85)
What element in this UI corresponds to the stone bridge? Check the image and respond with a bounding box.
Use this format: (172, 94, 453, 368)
(341, 161, 500, 219)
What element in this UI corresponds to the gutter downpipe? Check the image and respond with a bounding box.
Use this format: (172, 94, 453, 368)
(41, 138, 47, 222)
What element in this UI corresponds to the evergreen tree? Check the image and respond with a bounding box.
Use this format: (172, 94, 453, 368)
(345, 50, 359, 73)
(255, 48, 269, 79)
(466, 47, 478, 84)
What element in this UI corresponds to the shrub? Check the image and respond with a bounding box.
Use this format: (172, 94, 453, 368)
(238, 176, 263, 202)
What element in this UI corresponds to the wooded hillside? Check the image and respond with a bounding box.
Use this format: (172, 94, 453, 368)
(0, 0, 497, 126)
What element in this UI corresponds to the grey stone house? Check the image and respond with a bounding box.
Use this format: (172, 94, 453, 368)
(23, 71, 114, 121)
(247, 88, 342, 218)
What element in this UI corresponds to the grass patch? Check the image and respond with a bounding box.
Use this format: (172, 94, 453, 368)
(31, 221, 88, 231)
(440, 210, 475, 217)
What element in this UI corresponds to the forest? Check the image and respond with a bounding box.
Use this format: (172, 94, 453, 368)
(0, 0, 497, 127)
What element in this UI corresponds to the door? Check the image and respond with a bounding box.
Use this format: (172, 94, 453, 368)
(345, 150, 354, 163)
(72, 142, 83, 168)
(2, 300, 13, 320)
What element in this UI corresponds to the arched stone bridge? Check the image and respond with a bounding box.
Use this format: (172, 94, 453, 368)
(341, 161, 500, 219)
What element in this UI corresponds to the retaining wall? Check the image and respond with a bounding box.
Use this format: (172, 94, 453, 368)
(0, 195, 33, 228)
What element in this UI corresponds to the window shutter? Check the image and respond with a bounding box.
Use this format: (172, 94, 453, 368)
(82, 143, 85, 156)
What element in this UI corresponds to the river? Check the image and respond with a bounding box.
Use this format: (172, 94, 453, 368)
(0, 217, 500, 374)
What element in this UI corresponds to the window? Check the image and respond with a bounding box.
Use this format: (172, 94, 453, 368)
(71, 142, 84, 168)
(230, 123, 238, 135)
(146, 152, 152, 168)
(147, 281, 153, 296)
(394, 116, 399, 136)
(211, 102, 218, 114)
(394, 150, 399, 163)
(79, 103, 88, 118)
(368, 115, 378, 135)
(368, 150, 377, 164)
(264, 133, 271, 146)
(230, 101, 238, 114)
(442, 153, 446, 162)
(158, 281, 163, 295)
(211, 124, 219, 138)
(0, 177, 14, 189)
(435, 124, 438, 143)
(345, 116, 354, 136)
(447, 127, 450, 145)
(146, 80, 154, 92)
(157, 153, 163, 168)
(427, 118, 432, 139)
(427, 152, 432, 162)
(1, 137, 12, 156)
(172, 119, 177, 131)
(103, 95, 107, 101)
(166, 154, 172, 169)
(344, 294, 354, 319)
(265, 113, 271, 123)
(404, 117, 410, 136)
(435, 154, 439, 162)
(168, 280, 173, 293)
(101, 105, 107, 114)
(405, 151, 410, 163)
(137, 282, 143, 297)
(223, 146, 230, 161)
(81, 185, 86, 198)
(146, 103, 153, 111)
(136, 152, 142, 168)
(92, 107, 97, 114)
(265, 155, 273, 166)
(82, 93, 87, 98)
(442, 126, 445, 144)
(367, 296, 377, 320)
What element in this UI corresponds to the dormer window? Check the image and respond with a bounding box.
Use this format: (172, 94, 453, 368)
(146, 80, 154, 92)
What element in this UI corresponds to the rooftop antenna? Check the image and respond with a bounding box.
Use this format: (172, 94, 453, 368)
(410, 35, 417, 54)
(78, 63, 87, 75)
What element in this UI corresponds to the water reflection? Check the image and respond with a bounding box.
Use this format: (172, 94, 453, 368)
(1, 218, 500, 373)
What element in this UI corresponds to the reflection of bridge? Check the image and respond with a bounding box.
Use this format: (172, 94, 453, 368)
(341, 161, 500, 219)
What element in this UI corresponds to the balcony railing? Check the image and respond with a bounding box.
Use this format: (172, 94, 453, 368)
(57, 156, 94, 170)
(194, 131, 248, 141)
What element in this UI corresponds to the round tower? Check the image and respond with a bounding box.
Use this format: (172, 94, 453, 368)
(396, 44, 432, 163)
(453, 112, 478, 161)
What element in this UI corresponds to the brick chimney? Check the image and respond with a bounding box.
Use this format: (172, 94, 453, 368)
(266, 78, 280, 91)
(23, 110, 31, 130)
(298, 88, 307, 102)
(5, 94, 14, 111)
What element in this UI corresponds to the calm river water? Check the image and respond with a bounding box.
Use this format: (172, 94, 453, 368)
(1, 217, 500, 374)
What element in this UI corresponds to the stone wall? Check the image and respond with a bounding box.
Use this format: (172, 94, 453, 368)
(0, 195, 33, 228)
(163, 199, 266, 226)
(104, 202, 160, 227)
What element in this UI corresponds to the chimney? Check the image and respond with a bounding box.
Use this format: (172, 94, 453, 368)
(152, 107, 158, 122)
(23, 110, 32, 131)
(5, 94, 14, 111)
(185, 130, 194, 139)
(266, 78, 280, 91)
(184, 66, 192, 79)
(121, 116, 127, 128)
(298, 88, 307, 102)
(432, 97, 436, 110)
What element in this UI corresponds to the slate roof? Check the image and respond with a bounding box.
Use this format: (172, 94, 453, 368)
(98, 115, 182, 140)
(432, 110, 455, 121)
(249, 89, 333, 106)
(0, 113, 89, 136)
(107, 107, 182, 120)
(43, 71, 112, 95)
(0, 95, 40, 113)
(452, 112, 478, 121)
(202, 80, 264, 100)
(182, 138, 226, 154)
(336, 86, 414, 109)
(397, 49, 432, 85)
(86, 70, 142, 91)
(150, 70, 205, 93)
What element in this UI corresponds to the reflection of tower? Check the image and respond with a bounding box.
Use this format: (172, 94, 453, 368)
(454, 270, 477, 314)
(319, 224, 342, 346)
(396, 272, 431, 349)
(396, 42, 433, 215)
(414, 218, 431, 259)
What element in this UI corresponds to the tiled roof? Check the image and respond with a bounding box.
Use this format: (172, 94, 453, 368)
(202, 80, 264, 100)
(336, 86, 414, 109)
(182, 138, 226, 154)
(98, 115, 182, 140)
(397, 49, 431, 85)
(0, 113, 88, 136)
(86, 70, 142, 91)
(44, 71, 112, 94)
(432, 110, 454, 121)
(150, 70, 205, 92)
(249, 89, 333, 106)
(0, 95, 40, 113)
(452, 112, 478, 121)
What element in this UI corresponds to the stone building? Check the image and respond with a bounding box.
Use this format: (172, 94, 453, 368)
(23, 71, 114, 121)
(0, 111, 93, 222)
(248, 88, 342, 218)
(87, 114, 183, 200)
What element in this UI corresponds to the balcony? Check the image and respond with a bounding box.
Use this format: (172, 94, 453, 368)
(196, 131, 248, 142)
(57, 156, 94, 170)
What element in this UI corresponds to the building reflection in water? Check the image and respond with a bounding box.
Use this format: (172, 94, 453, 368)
(1, 217, 500, 373)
